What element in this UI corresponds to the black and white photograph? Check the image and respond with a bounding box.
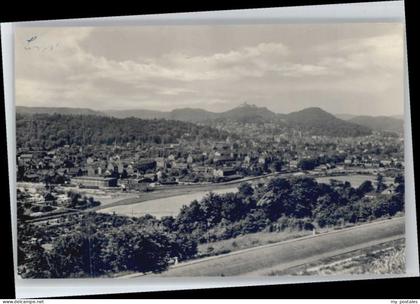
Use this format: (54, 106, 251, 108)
(12, 19, 409, 280)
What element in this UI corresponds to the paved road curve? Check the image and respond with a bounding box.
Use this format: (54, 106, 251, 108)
(152, 217, 405, 277)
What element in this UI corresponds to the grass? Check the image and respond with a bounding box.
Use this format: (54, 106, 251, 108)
(98, 187, 238, 218)
(155, 217, 404, 276)
(196, 214, 403, 260)
(197, 229, 312, 258)
(360, 243, 405, 274)
(93, 175, 269, 211)
(315, 174, 393, 188)
(268, 238, 405, 276)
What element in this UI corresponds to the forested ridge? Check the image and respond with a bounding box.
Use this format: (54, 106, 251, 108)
(16, 113, 230, 149)
(16, 105, 376, 138)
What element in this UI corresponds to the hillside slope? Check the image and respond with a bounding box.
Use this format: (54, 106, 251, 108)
(349, 115, 403, 134)
(16, 113, 230, 149)
(285, 107, 372, 137)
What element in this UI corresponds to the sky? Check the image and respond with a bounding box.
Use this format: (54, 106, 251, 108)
(15, 23, 405, 116)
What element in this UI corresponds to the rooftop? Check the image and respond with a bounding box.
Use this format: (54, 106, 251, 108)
(72, 176, 116, 181)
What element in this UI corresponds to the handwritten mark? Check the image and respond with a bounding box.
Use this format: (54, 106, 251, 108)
(24, 36, 59, 52)
(26, 36, 38, 44)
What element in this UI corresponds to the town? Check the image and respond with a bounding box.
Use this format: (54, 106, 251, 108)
(15, 107, 405, 278)
(17, 122, 403, 213)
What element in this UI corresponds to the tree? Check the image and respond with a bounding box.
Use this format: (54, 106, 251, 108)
(219, 193, 251, 222)
(167, 233, 198, 261)
(298, 158, 318, 171)
(267, 178, 291, 193)
(19, 242, 52, 278)
(107, 226, 173, 273)
(271, 160, 283, 172)
(239, 209, 269, 234)
(200, 192, 224, 227)
(68, 191, 81, 206)
(371, 197, 390, 218)
(47, 231, 103, 277)
(394, 174, 404, 195)
(238, 182, 254, 197)
(357, 180, 374, 196)
(376, 174, 387, 193)
(44, 192, 56, 204)
(120, 169, 128, 179)
(174, 200, 206, 233)
(161, 216, 175, 230)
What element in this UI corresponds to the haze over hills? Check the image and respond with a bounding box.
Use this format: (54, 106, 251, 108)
(333, 112, 404, 134)
(391, 114, 404, 120)
(17, 103, 383, 137)
(334, 113, 404, 133)
(168, 108, 218, 123)
(104, 109, 167, 120)
(334, 113, 357, 120)
(348, 115, 404, 134)
(16, 106, 103, 116)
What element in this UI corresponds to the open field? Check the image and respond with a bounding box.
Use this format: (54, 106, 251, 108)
(147, 217, 404, 277)
(316, 174, 393, 188)
(93, 172, 280, 212)
(99, 187, 238, 218)
(271, 238, 405, 275)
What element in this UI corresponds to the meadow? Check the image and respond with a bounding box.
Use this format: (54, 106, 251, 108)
(99, 187, 238, 218)
(316, 174, 393, 188)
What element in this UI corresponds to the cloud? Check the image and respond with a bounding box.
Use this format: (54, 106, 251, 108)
(15, 24, 404, 115)
(316, 33, 404, 72)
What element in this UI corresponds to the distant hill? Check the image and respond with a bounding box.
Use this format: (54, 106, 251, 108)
(168, 108, 217, 123)
(334, 113, 356, 120)
(166, 103, 279, 124)
(348, 116, 404, 134)
(285, 107, 372, 137)
(16, 105, 375, 137)
(16, 106, 103, 116)
(104, 103, 278, 124)
(104, 109, 168, 119)
(105, 107, 219, 123)
(391, 114, 404, 120)
(207, 105, 372, 137)
(217, 103, 277, 123)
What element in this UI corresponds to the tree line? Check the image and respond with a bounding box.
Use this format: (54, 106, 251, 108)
(18, 213, 197, 278)
(167, 175, 404, 243)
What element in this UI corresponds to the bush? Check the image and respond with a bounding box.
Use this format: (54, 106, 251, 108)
(30, 205, 40, 213)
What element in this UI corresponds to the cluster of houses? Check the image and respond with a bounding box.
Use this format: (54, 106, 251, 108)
(16, 129, 404, 191)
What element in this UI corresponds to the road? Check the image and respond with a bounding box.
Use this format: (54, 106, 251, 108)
(142, 217, 405, 277)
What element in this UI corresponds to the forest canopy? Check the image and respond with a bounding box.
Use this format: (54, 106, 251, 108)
(16, 113, 231, 149)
